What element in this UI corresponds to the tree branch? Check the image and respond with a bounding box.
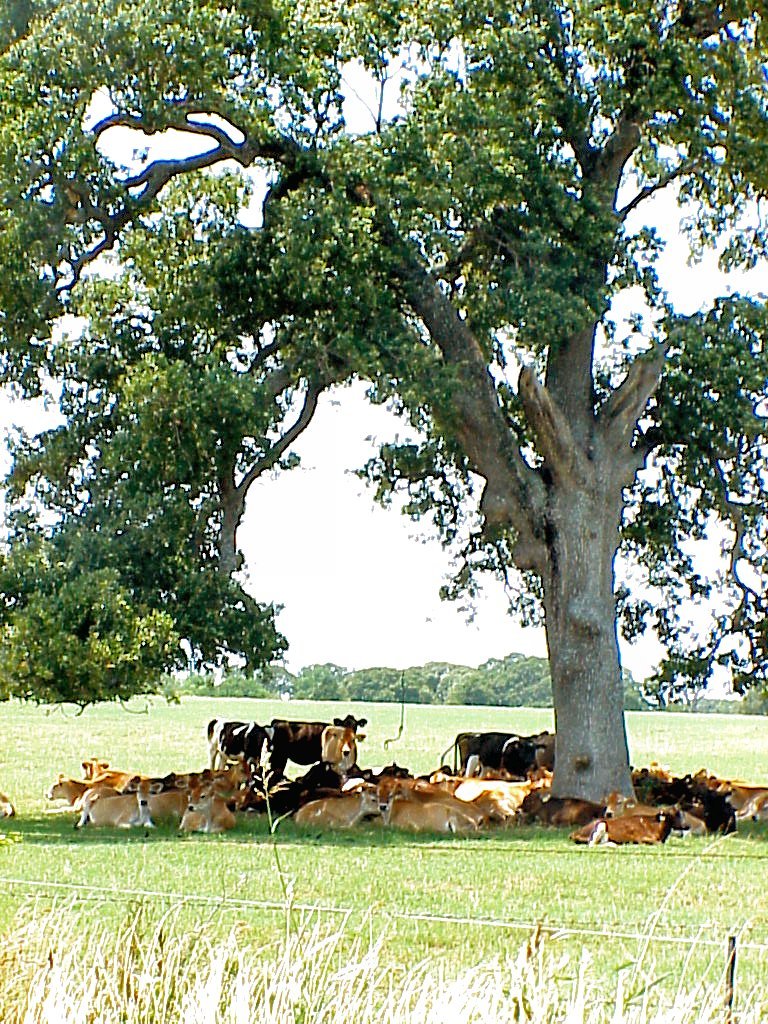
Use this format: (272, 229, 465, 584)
(236, 378, 324, 494)
(518, 366, 588, 487)
(58, 117, 302, 292)
(598, 342, 669, 455)
(617, 163, 692, 221)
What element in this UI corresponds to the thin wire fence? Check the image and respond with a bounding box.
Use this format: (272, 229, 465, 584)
(2, 874, 768, 955)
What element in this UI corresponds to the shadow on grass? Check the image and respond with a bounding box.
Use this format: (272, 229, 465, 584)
(3, 811, 768, 859)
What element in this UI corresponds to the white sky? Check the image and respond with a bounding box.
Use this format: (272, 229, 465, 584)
(1, 56, 766, 684)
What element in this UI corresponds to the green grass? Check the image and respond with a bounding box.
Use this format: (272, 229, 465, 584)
(2, 696, 768, 1000)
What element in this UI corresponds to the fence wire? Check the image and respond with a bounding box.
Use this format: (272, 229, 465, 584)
(1, 874, 767, 954)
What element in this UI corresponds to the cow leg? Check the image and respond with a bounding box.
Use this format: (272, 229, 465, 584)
(464, 755, 480, 778)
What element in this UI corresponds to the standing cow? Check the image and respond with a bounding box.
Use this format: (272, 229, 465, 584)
(443, 731, 551, 779)
(267, 715, 367, 777)
(207, 718, 274, 770)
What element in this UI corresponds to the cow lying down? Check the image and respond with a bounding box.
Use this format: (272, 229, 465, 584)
(571, 811, 680, 846)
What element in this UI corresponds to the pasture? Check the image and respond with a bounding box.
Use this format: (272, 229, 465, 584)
(2, 696, 768, 1014)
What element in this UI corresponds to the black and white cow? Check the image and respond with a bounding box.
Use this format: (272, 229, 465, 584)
(446, 731, 544, 779)
(207, 718, 274, 771)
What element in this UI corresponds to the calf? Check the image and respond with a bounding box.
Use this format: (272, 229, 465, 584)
(521, 791, 605, 827)
(0, 792, 15, 818)
(207, 718, 274, 770)
(267, 715, 367, 777)
(382, 794, 480, 833)
(47, 776, 122, 809)
(146, 788, 190, 822)
(376, 777, 488, 827)
(293, 786, 380, 828)
(571, 812, 675, 846)
(180, 787, 237, 833)
(76, 780, 154, 829)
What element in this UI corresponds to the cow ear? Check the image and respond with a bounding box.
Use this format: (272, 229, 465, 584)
(358, 719, 368, 728)
(333, 718, 342, 726)
(357, 733, 366, 742)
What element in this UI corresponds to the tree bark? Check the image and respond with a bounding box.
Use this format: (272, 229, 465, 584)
(541, 449, 634, 800)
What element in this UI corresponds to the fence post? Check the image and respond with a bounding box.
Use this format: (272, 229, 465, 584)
(725, 934, 737, 1024)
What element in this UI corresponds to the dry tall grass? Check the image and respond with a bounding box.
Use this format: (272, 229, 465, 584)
(0, 901, 765, 1024)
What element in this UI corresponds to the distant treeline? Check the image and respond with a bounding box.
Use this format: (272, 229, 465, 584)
(166, 653, 765, 713)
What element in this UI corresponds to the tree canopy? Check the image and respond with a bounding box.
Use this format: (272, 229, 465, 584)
(0, 1, 766, 796)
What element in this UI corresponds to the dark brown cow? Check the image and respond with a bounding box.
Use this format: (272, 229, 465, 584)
(571, 812, 677, 846)
(521, 790, 605, 827)
(267, 715, 367, 777)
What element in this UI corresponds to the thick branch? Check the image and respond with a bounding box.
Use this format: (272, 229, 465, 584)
(598, 342, 669, 457)
(217, 378, 325, 577)
(518, 367, 589, 487)
(617, 163, 692, 221)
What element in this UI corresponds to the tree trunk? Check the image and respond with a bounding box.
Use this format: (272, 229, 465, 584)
(542, 465, 634, 802)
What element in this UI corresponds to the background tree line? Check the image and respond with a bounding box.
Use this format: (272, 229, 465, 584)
(169, 653, 768, 714)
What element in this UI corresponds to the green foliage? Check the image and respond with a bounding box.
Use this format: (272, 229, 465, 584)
(0, 540, 178, 705)
(205, 654, 647, 710)
(0, 0, 766, 718)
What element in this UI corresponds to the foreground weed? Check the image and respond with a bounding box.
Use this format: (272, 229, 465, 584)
(0, 901, 766, 1023)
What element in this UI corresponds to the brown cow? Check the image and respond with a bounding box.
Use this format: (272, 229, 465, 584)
(0, 792, 15, 818)
(293, 786, 380, 828)
(267, 715, 367, 777)
(571, 812, 676, 846)
(521, 790, 605, 827)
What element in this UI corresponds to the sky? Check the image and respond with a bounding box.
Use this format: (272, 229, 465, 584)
(1, 52, 766, 686)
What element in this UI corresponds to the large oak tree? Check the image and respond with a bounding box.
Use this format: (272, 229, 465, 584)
(1, 1, 766, 795)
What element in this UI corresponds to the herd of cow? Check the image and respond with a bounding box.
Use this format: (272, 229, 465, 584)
(7, 710, 766, 843)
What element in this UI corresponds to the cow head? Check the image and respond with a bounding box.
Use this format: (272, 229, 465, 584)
(333, 715, 367, 731)
(321, 726, 362, 772)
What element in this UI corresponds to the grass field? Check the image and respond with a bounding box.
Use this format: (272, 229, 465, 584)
(2, 696, 768, 1013)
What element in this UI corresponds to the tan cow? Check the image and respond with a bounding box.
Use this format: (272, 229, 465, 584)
(293, 786, 380, 828)
(46, 775, 121, 808)
(452, 778, 533, 822)
(0, 792, 15, 818)
(376, 777, 488, 827)
(383, 794, 480, 832)
(76, 780, 154, 829)
(180, 787, 237, 834)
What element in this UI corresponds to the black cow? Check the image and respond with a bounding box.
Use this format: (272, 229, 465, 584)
(242, 761, 344, 817)
(445, 731, 542, 779)
(267, 714, 367, 778)
(207, 718, 274, 770)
